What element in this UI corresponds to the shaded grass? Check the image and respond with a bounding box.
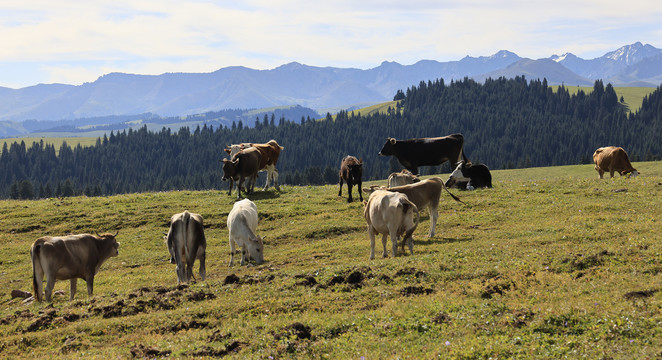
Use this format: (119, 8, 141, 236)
(0, 161, 661, 358)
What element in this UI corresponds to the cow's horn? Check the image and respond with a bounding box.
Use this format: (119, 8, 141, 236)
(113, 230, 119, 237)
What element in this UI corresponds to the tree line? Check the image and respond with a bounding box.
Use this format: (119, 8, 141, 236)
(1, 77, 660, 199)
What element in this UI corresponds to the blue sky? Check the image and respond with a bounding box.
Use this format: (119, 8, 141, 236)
(1, 0, 660, 89)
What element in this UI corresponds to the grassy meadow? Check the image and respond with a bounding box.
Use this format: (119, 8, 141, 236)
(0, 162, 661, 358)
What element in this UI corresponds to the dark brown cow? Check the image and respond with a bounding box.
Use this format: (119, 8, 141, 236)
(593, 146, 639, 179)
(31, 232, 120, 302)
(338, 155, 364, 203)
(224, 139, 284, 190)
(379, 134, 469, 175)
(222, 147, 262, 199)
(165, 211, 206, 284)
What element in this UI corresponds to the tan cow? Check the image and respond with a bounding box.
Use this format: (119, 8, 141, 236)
(224, 139, 284, 190)
(165, 211, 206, 284)
(31, 232, 120, 302)
(387, 169, 420, 187)
(364, 190, 419, 260)
(364, 177, 462, 238)
(593, 146, 639, 179)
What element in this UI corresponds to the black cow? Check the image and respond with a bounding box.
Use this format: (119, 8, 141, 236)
(338, 155, 363, 203)
(445, 161, 492, 190)
(378, 134, 468, 175)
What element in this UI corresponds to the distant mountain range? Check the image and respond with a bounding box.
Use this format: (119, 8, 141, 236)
(0, 42, 660, 132)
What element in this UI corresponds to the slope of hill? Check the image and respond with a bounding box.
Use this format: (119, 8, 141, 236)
(0, 163, 660, 358)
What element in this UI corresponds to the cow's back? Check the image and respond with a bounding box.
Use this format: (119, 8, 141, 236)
(235, 147, 262, 175)
(228, 199, 258, 233)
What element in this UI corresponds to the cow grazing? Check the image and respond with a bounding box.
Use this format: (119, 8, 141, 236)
(338, 155, 364, 203)
(227, 199, 265, 266)
(364, 190, 419, 260)
(222, 147, 262, 199)
(378, 134, 469, 175)
(224, 140, 284, 190)
(364, 177, 462, 238)
(387, 169, 420, 187)
(31, 232, 120, 302)
(445, 161, 493, 190)
(165, 211, 206, 285)
(593, 146, 639, 179)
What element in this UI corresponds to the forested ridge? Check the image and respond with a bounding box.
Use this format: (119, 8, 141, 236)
(1, 77, 660, 199)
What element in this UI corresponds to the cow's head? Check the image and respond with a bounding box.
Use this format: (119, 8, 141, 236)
(378, 138, 397, 156)
(347, 159, 363, 182)
(446, 161, 471, 187)
(624, 169, 639, 178)
(96, 231, 120, 257)
(221, 158, 239, 181)
(246, 235, 265, 265)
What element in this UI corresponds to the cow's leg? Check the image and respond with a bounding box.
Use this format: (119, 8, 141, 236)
(338, 178, 344, 197)
(428, 206, 438, 238)
(390, 232, 398, 257)
(69, 279, 77, 301)
(369, 227, 376, 260)
(85, 276, 94, 297)
(32, 261, 45, 302)
(407, 236, 414, 256)
(273, 169, 280, 191)
(240, 247, 246, 266)
(263, 166, 273, 190)
(347, 182, 353, 202)
(237, 177, 245, 199)
(229, 238, 236, 266)
(45, 273, 56, 302)
(198, 248, 206, 281)
(358, 181, 363, 202)
(227, 178, 233, 196)
(381, 234, 389, 258)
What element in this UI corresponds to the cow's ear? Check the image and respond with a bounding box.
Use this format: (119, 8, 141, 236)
(359, 158, 363, 164)
(389, 138, 396, 144)
(224, 148, 231, 155)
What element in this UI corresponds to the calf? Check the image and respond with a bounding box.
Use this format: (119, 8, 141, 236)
(593, 146, 639, 179)
(364, 190, 419, 260)
(165, 211, 206, 284)
(338, 155, 363, 202)
(445, 161, 493, 190)
(31, 232, 120, 302)
(222, 147, 262, 199)
(387, 169, 420, 187)
(227, 199, 265, 266)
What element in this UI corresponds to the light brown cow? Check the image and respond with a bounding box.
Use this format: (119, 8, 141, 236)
(364, 190, 419, 260)
(387, 169, 420, 187)
(593, 146, 639, 179)
(165, 211, 206, 284)
(364, 177, 462, 238)
(31, 232, 120, 302)
(224, 139, 284, 190)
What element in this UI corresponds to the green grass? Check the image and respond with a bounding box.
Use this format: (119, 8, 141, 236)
(1, 162, 661, 358)
(0, 137, 98, 155)
(552, 86, 656, 113)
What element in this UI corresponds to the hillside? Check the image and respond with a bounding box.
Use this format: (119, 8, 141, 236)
(0, 162, 661, 358)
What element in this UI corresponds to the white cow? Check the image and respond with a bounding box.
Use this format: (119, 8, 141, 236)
(364, 190, 419, 260)
(387, 169, 420, 187)
(227, 199, 265, 266)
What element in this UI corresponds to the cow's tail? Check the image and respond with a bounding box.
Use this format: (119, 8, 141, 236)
(439, 177, 467, 206)
(403, 200, 420, 245)
(31, 242, 42, 302)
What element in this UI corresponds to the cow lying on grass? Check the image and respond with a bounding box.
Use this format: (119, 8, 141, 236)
(31, 232, 120, 302)
(445, 161, 493, 190)
(387, 169, 420, 187)
(364, 190, 419, 260)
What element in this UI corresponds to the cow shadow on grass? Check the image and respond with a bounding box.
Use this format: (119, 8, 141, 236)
(226, 189, 282, 201)
(418, 236, 473, 245)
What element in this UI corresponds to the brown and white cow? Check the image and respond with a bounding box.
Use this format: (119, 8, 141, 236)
(31, 232, 120, 302)
(165, 211, 206, 284)
(364, 190, 419, 260)
(378, 134, 469, 175)
(338, 155, 363, 203)
(364, 177, 462, 238)
(593, 146, 639, 179)
(224, 140, 284, 190)
(387, 169, 420, 187)
(222, 147, 262, 199)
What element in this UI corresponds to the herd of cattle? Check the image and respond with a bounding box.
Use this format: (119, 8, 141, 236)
(28, 134, 640, 302)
